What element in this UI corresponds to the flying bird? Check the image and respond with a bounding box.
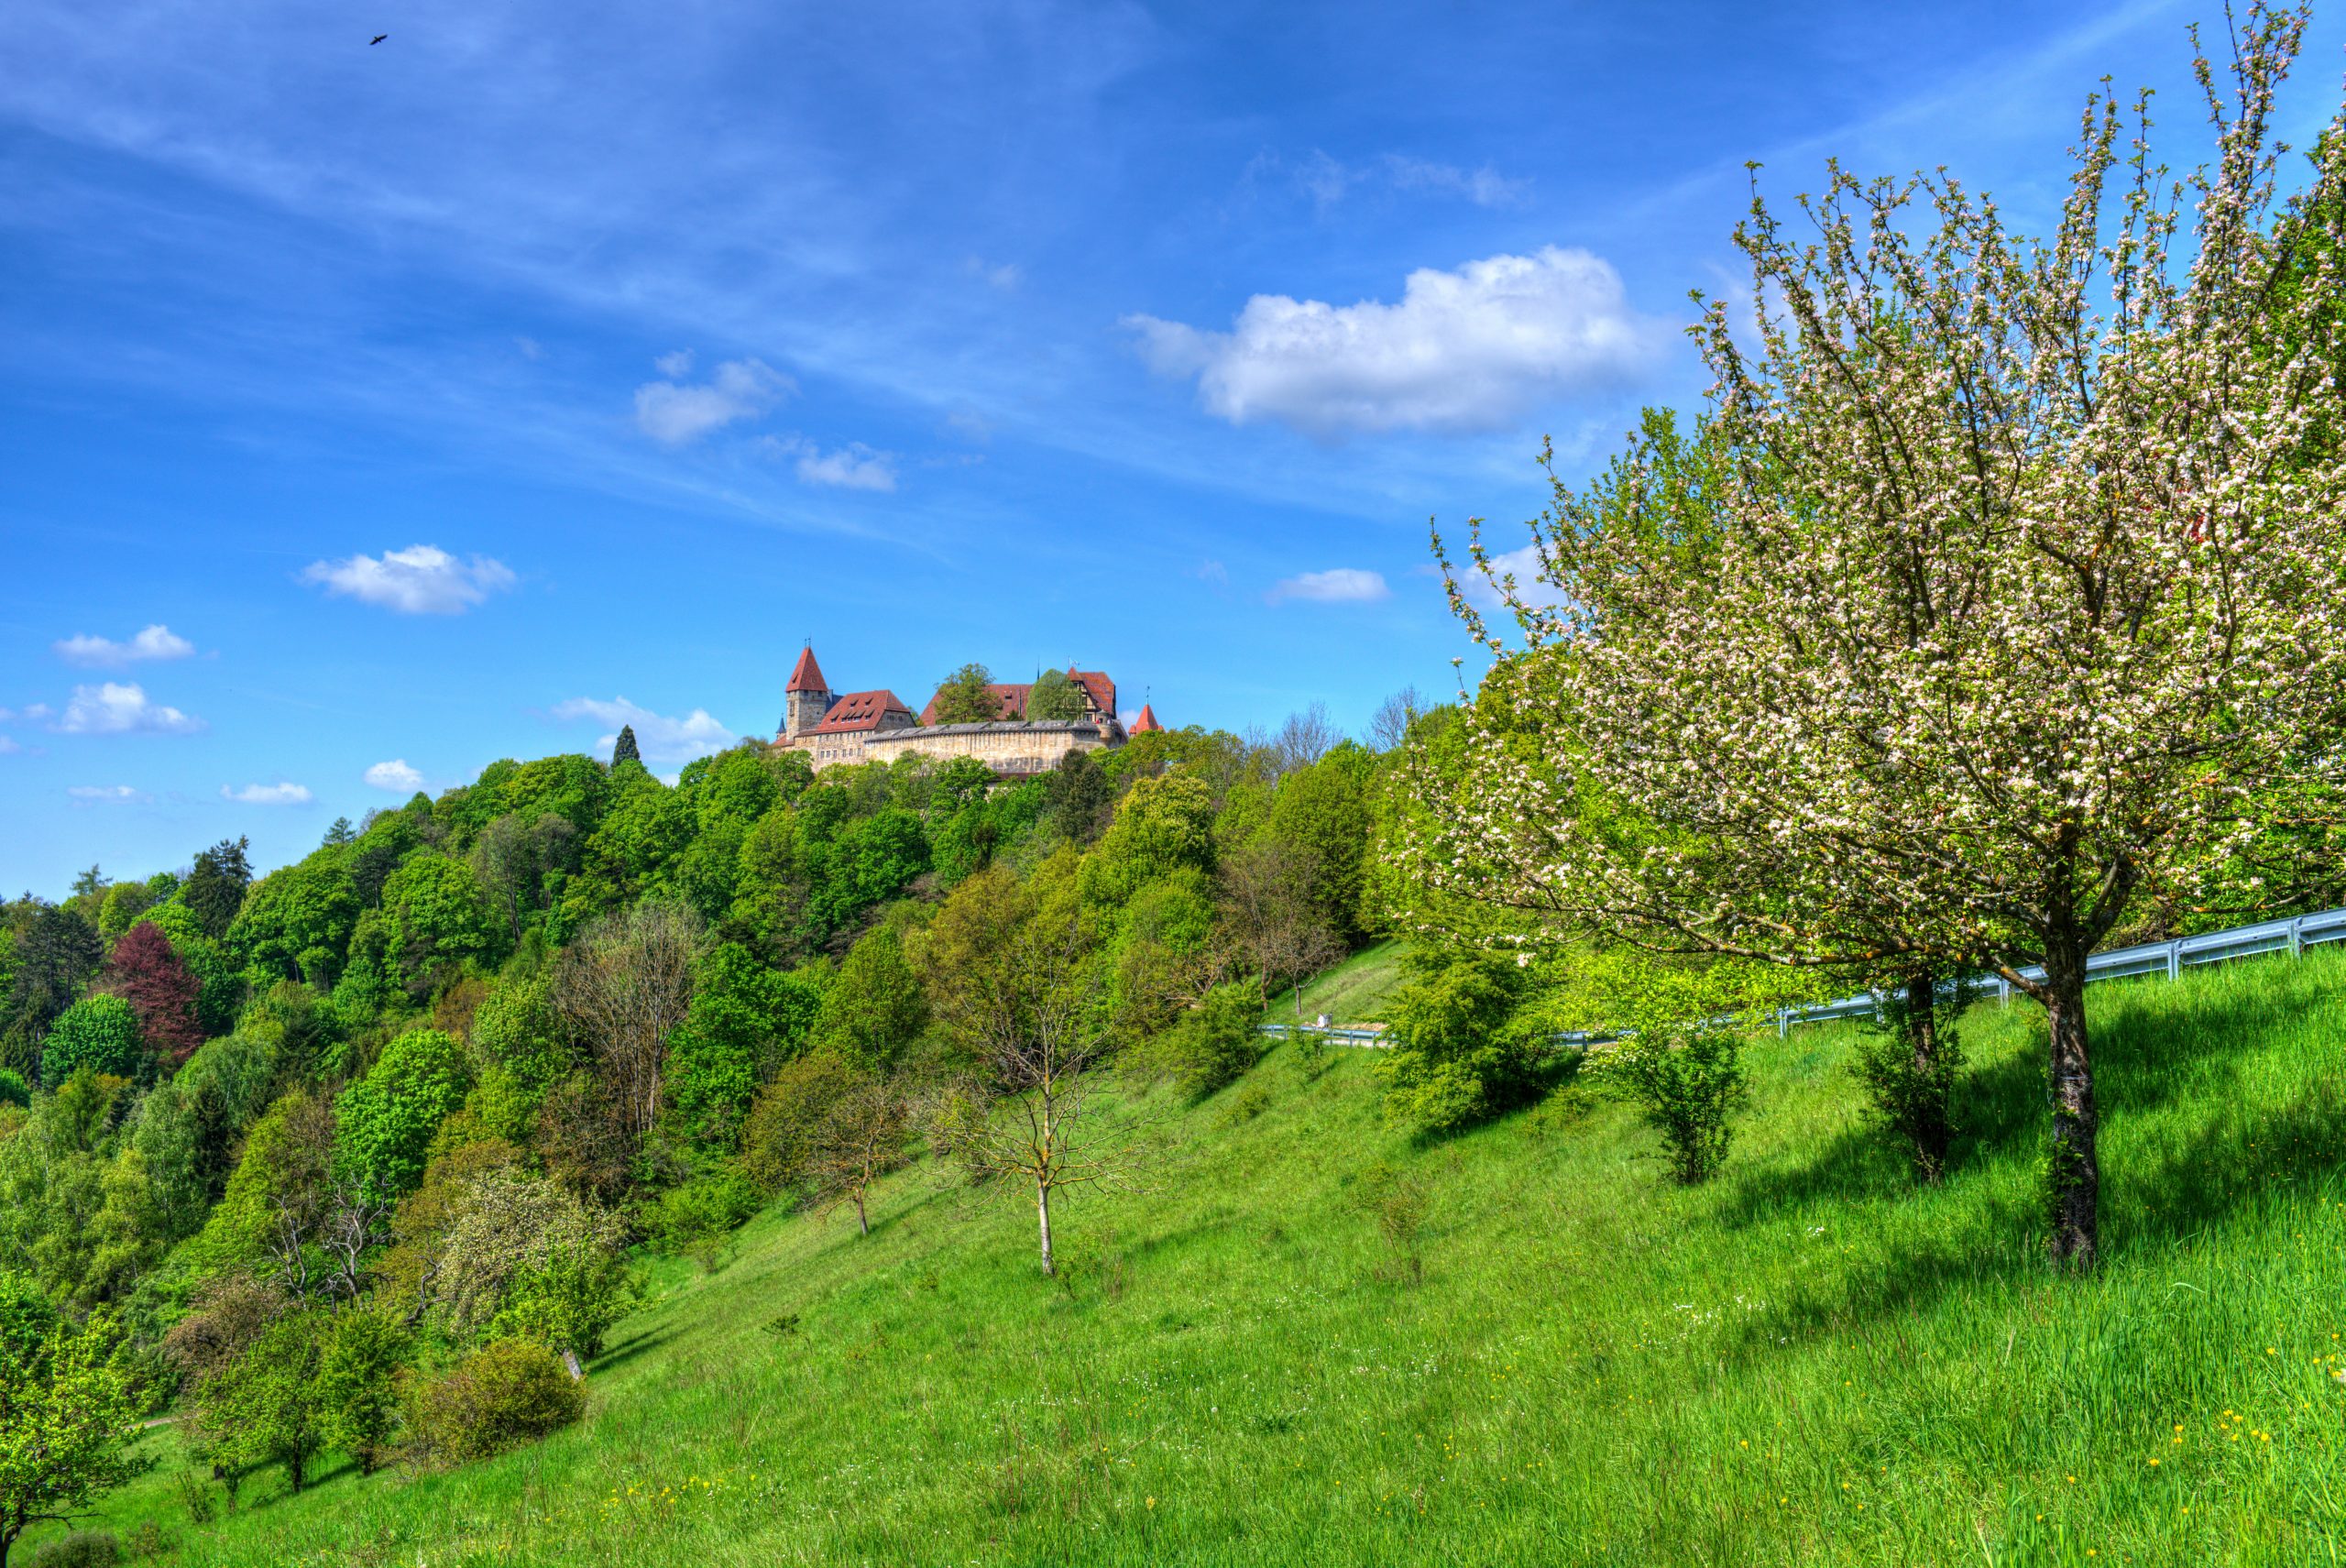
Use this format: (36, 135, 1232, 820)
(370, 33, 387, 44)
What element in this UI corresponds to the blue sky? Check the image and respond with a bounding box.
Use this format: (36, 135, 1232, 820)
(5, 0, 2344, 894)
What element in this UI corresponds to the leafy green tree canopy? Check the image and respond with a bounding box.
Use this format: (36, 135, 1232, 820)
(930, 663, 999, 726)
(1025, 669, 1089, 721)
(0, 1310, 144, 1566)
(38, 996, 144, 1089)
(334, 1029, 470, 1202)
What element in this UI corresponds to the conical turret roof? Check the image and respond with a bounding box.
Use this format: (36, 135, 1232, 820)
(786, 646, 830, 694)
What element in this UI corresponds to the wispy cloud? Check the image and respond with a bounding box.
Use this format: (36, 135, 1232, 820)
(56, 682, 203, 735)
(966, 258, 1023, 291)
(633, 356, 795, 445)
(68, 784, 150, 805)
(222, 781, 312, 806)
(364, 758, 425, 792)
(1247, 150, 1529, 212)
(1127, 247, 1668, 437)
(551, 696, 734, 765)
(53, 624, 197, 667)
(1381, 155, 1528, 207)
(301, 544, 517, 615)
(1266, 567, 1390, 605)
(765, 435, 898, 492)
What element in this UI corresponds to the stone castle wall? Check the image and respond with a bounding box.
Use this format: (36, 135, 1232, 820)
(858, 719, 1114, 776)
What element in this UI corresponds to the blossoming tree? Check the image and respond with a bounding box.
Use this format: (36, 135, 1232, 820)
(1412, 7, 2346, 1266)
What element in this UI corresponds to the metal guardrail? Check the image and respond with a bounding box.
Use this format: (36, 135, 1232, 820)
(1262, 905, 2346, 1050)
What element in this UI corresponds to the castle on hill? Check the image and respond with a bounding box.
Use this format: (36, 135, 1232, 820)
(773, 646, 1162, 775)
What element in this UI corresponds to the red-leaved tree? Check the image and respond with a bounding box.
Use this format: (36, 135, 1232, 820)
(103, 921, 205, 1067)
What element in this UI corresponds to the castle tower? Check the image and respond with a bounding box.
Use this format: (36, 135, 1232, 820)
(782, 646, 833, 740)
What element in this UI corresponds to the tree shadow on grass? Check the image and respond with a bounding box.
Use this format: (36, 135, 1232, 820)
(1716, 1038, 2045, 1230)
(1706, 973, 2341, 1356)
(591, 1324, 678, 1375)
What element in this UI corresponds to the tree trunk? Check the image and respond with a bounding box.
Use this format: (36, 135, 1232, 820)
(288, 1447, 306, 1493)
(2043, 956, 2099, 1268)
(1905, 970, 1949, 1183)
(1036, 1179, 1055, 1277)
(856, 1191, 869, 1236)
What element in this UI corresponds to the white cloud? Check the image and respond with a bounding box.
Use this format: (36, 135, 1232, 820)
(1459, 543, 1569, 612)
(783, 438, 897, 492)
(56, 683, 204, 735)
(633, 356, 793, 444)
(1125, 247, 1668, 437)
(515, 335, 545, 360)
(1266, 567, 1391, 606)
(364, 758, 426, 793)
(552, 696, 734, 766)
(0, 737, 17, 756)
(301, 544, 517, 615)
(222, 782, 313, 806)
(53, 624, 197, 667)
(68, 784, 150, 805)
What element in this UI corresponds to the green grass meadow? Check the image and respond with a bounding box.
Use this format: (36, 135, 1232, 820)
(45, 949, 2346, 1566)
(1286, 938, 1410, 1025)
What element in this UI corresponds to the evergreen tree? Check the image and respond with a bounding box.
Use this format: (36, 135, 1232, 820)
(183, 838, 254, 939)
(612, 725, 641, 766)
(322, 817, 356, 849)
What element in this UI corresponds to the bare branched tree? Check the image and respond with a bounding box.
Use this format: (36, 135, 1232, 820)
(552, 901, 705, 1146)
(919, 861, 1136, 1275)
(1366, 685, 1426, 752)
(1218, 836, 1346, 1014)
(806, 1076, 911, 1236)
(1271, 702, 1341, 773)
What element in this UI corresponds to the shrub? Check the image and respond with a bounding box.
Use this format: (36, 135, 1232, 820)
(0, 1069, 27, 1109)
(38, 996, 145, 1088)
(1378, 950, 1537, 1133)
(315, 1310, 411, 1475)
(640, 1170, 762, 1269)
(1595, 1021, 1748, 1185)
(404, 1339, 584, 1467)
(1145, 981, 1264, 1099)
(27, 1531, 119, 1568)
(1852, 979, 1968, 1183)
(489, 1242, 637, 1360)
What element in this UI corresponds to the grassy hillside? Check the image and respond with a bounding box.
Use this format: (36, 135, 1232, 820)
(49, 950, 2346, 1567)
(1285, 938, 1411, 1025)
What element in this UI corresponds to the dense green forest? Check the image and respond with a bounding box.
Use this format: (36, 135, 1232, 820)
(1, 702, 1578, 1560)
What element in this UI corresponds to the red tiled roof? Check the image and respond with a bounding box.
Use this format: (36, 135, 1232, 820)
(1130, 703, 1162, 734)
(805, 688, 913, 734)
(785, 646, 830, 694)
(1069, 669, 1115, 716)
